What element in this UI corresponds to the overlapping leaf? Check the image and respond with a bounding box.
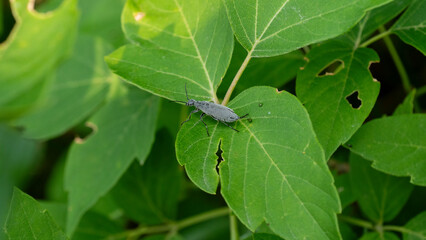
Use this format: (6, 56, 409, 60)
(0, 0, 78, 118)
(176, 87, 341, 240)
(64, 86, 159, 235)
(403, 211, 426, 240)
(296, 40, 380, 159)
(344, 0, 411, 44)
(106, 0, 233, 102)
(14, 36, 113, 139)
(4, 188, 67, 240)
(243, 233, 284, 240)
(346, 114, 426, 186)
(40, 201, 126, 240)
(349, 153, 413, 222)
(111, 130, 182, 225)
(392, 0, 426, 55)
(223, 0, 390, 57)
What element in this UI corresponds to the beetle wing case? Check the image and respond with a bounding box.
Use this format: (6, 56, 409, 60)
(194, 101, 239, 122)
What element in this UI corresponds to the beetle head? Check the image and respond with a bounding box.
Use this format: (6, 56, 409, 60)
(187, 99, 195, 106)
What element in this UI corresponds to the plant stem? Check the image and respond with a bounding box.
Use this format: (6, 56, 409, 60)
(359, 30, 392, 48)
(378, 26, 412, 93)
(383, 225, 424, 237)
(176, 207, 230, 229)
(338, 215, 374, 229)
(417, 85, 426, 97)
(222, 50, 253, 106)
(108, 207, 230, 239)
(230, 212, 239, 240)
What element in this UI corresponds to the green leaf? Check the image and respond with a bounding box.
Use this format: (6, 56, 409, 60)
(392, 0, 426, 55)
(223, 0, 390, 57)
(394, 89, 416, 115)
(111, 130, 182, 225)
(346, 114, 426, 186)
(243, 233, 284, 240)
(296, 40, 380, 159)
(403, 211, 426, 240)
(46, 156, 67, 202)
(41, 201, 126, 240)
(0, 125, 41, 239)
(14, 36, 113, 140)
(176, 86, 341, 240)
(349, 153, 413, 222)
(106, 0, 233, 102)
(0, 0, 78, 118)
(218, 42, 305, 97)
(78, 0, 126, 46)
(338, 222, 357, 240)
(4, 188, 67, 240)
(359, 232, 400, 240)
(64, 86, 160, 236)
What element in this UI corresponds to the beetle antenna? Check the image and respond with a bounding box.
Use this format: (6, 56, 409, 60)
(185, 83, 189, 101)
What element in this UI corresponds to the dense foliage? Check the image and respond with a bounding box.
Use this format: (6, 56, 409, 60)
(1, 0, 425, 239)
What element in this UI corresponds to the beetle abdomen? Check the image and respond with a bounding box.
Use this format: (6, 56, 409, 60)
(195, 101, 240, 122)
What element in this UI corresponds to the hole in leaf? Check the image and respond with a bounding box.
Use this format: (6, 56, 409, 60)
(317, 60, 344, 77)
(74, 122, 97, 144)
(346, 91, 362, 109)
(215, 141, 223, 173)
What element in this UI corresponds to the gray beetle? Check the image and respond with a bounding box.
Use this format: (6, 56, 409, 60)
(173, 84, 248, 136)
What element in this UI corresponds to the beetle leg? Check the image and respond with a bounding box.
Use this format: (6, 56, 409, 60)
(200, 113, 210, 136)
(221, 122, 239, 132)
(181, 109, 199, 126)
(239, 113, 249, 119)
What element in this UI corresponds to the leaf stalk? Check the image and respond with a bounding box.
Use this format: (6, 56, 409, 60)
(107, 207, 230, 239)
(222, 50, 253, 106)
(230, 212, 239, 240)
(338, 215, 374, 229)
(359, 30, 392, 48)
(377, 26, 412, 93)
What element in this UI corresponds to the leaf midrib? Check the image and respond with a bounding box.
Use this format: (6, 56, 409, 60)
(174, 0, 217, 102)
